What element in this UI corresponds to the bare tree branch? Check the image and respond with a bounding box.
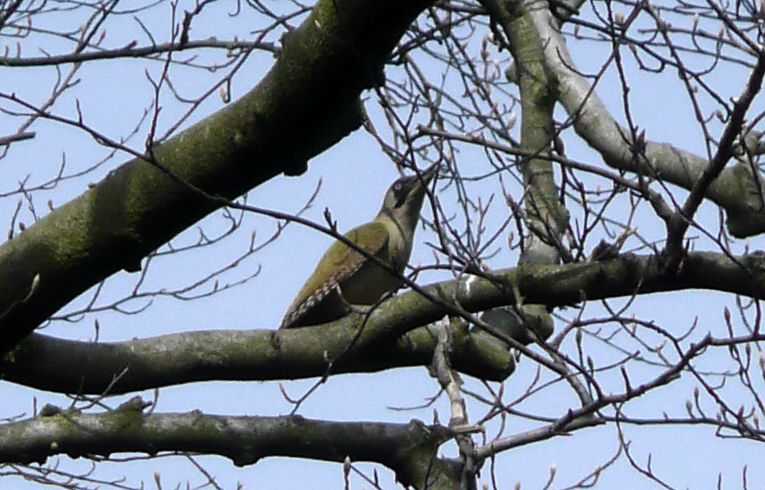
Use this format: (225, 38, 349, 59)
(2, 324, 514, 394)
(0, 401, 461, 490)
(0, 39, 278, 67)
(0, 0, 434, 357)
(528, 4, 765, 238)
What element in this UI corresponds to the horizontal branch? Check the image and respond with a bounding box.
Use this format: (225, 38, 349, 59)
(0, 0, 434, 357)
(0, 401, 460, 489)
(1, 324, 515, 394)
(4, 251, 764, 395)
(0, 39, 278, 67)
(529, 6, 765, 238)
(366, 251, 765, 342)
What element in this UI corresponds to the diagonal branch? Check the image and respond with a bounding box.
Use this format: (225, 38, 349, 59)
(664, 49, 765, 268)
(0, 0, 435, 357)
(0, 131, 35, 146)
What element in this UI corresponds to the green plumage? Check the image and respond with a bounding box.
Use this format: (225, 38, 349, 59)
(281, 222, 394, 328)
(281, 167, 435, 328)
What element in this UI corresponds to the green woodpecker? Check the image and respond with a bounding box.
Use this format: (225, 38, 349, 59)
(280, 166, 436, 329)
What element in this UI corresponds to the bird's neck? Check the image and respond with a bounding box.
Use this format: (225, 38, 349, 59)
(377, 208, 416, 242)
(377, 210, 414, 270)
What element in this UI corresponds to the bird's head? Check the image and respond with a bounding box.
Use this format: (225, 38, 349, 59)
(379, 164, 437, 228)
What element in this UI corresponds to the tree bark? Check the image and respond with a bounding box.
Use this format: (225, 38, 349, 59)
(527, 4, 765, 238)
(0, 0, 434, 357)
(0, 401, 462, 489)
(2, 324, 514, 394)
(5, 251, 764, 393)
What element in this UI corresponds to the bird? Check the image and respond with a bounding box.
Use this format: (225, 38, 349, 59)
(280, 165, 436, 329)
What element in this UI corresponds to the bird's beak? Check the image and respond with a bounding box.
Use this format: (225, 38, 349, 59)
(418, 163, 438, 186)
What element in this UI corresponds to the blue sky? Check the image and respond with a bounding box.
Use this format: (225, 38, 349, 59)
(1, 1, 764, 489)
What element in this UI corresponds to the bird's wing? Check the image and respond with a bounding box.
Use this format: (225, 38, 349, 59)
(280, 222, 390, 328)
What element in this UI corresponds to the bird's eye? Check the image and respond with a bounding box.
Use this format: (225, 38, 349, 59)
(394, 183, 402, 191)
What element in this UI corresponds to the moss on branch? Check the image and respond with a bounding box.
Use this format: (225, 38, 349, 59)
(1, 323, 515, 394)
(5, 251, 764, 395)
(0, 404, 461, 489)
(0, 0, 434, 356)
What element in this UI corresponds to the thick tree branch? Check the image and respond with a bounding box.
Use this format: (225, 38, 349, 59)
(0, 0, 434, 356)
(4, 251, 764, 395)
(0, 403, 461, 490)
(1, 324, 515, 394)
(481, 0, 564, 356)
(482, 0, 569, 265)
(528, 5, 765, 238)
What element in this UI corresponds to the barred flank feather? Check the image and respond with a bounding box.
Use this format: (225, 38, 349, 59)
(280, 261, 363, 328)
